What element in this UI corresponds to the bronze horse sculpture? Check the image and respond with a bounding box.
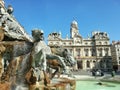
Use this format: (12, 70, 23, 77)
(46, 46, 76, 79)
(50, 46, 76, 66)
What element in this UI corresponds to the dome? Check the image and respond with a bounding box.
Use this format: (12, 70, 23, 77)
(41, 30, 44, 34)
(71, 20, 78, 25)
(71, 20, 78, 29)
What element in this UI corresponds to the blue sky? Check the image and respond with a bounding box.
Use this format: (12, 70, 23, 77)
(5, 0, 120, 42)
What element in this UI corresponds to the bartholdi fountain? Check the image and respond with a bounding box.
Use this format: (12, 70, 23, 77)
(0, 1, 76, 90)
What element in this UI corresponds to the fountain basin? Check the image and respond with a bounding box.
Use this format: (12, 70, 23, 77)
(29, 78, 76, 90)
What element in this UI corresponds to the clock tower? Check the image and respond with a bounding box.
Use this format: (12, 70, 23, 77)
(70, 20, 79, 38)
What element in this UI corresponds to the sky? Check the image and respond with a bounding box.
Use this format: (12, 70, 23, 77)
(4, 0, 120, 42)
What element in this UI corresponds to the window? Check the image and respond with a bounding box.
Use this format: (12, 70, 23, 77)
(85, 42, 88, 45)
(119, 61, 120, 64)
(69, 42, 72, 45)
(63, 42, 66, 45)
(106, 60, 110, 63)
(76, 49, 81, 57)
(93, 61, 96, 63)
(69, 49, 73, 54)
(86, 61, 90, 68)
(91, 42, 94, 46)
(98, 48, 102, 56)
(99, 42, 102, 45)
(105, 42, 107, 45)
(91, 49, 96, 56)
(84, 49, 88, 56)
(105, 48, 109, 56)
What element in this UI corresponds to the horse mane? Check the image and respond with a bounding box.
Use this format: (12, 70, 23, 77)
(50, 46, 64, 57)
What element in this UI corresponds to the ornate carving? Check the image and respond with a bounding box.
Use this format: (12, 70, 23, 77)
(92, 32, 109, 40)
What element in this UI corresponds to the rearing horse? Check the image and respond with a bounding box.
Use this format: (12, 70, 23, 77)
(46, 46, 76, 79)
(50, 46, 76, 67)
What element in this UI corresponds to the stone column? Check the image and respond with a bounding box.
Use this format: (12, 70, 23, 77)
(96, 48, 99, 57)
(81, 48, 84, 57)
(88, 48, 91, 57)
(90, 60, 94, 69)
(83, 60, 86, 70)
(108, 47, 111, 56)
(73, 47, 76, 57)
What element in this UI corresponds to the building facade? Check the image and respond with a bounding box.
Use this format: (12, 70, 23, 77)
(47, 20, 112, 71)
(111, 41, 120, 71)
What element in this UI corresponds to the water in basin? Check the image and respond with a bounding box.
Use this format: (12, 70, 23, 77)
(76, 80, 120, 90)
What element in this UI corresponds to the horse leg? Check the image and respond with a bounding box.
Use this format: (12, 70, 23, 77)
(43, 70, 50, 86)
(50, 66, 59, 79)
(57, 66, 61, 78)
(56, 56, 67, 73)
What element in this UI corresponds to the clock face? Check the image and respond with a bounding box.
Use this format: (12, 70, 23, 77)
(73, 32, 76, 36)
(74, 37, 82, 44)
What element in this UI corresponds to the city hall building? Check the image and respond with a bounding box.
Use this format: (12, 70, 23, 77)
(47, 20, 112, 71)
